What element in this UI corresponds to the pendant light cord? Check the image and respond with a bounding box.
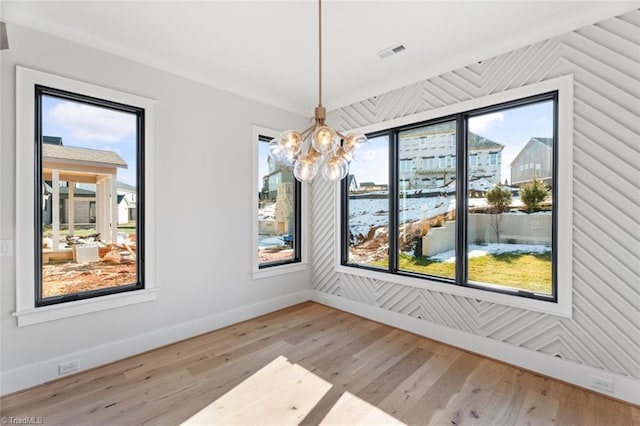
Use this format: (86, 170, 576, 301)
(318, 0, 323, 107)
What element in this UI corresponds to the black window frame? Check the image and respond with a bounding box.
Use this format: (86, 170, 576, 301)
(34, 85, 146, 307)
(257, 134, 302, 269)
(341, 91, 559, 303)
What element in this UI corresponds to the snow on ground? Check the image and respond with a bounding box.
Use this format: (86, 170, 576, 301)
(348, 194, 543, 241)
(429, 243, 551, 263)
(258, 202, 276, 221)
(348, 196, 455, 238)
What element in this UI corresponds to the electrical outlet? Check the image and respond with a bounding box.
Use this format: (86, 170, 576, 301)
(59, 360, 80, 376)
(0, 240, 13, 257)
(589, 375, 614, 393)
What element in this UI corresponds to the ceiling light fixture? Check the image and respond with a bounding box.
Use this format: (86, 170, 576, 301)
(269, 0, 366, 182)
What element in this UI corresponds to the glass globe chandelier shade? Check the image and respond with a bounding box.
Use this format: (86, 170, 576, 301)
(322, 154, 349, 181)
(269, 0, 366, 183)
(273, 124, 367, 182)
(293, 153, 320, 182)
(311, 126, 337, 153)
(268, 138, 296, 166)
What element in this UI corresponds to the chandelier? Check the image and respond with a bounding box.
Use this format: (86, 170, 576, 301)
(269, 0, 366, 182)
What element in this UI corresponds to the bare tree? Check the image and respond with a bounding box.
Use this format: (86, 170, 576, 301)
(486, 185, 512, 245)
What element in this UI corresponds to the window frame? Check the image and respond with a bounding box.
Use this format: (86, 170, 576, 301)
(34, 85, 146, 307)
(334, 76, 573, 317)
(15, 66, 157, 326)
(251, 126, 308, 279)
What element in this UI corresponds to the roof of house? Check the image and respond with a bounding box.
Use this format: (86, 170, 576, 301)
(43, 136, 63, 145)
(509, 137, 553, 167)
(468, 133, 504, 150)
(43, 144, 127, 168)
(530, 137, 553, 147)
(43, 182, 96, 196)
(117, 181, 137, 192)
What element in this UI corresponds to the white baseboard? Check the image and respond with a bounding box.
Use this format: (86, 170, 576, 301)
(310, 290, 640, 406)
(0, 289, 312, 396)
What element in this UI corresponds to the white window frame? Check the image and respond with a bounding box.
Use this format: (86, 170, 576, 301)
(490, 152, 498, 166)
(251, 126, 309, 279)
(399, 159, 412, 172)
(334, 75, 574, 317)
(14, 66, 157, 327)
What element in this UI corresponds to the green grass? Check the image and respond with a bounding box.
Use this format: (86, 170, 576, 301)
(372, 251, 552, 294)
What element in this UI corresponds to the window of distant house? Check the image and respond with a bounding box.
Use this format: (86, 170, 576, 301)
(342, 91, 559, 304)
(257, 135, 301, 268)
(399, 159, 412, 172)
(35, 86, 146, 306)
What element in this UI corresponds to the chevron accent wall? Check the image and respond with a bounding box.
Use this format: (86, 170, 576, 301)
(311, 10, 640, 379)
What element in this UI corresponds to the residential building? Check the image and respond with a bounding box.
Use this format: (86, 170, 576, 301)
(399, 127, 504, 189)
(510, 137, 553, 186)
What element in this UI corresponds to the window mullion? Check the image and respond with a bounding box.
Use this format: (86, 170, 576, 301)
(456, 115, 468, 286)
(389, 130, 399, 273)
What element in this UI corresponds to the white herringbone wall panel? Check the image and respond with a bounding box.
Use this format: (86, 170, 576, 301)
(311, 11, 640, 379)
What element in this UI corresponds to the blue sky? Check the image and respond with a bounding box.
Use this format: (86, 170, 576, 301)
(258, 140, 271, 189)
(349, 100, 554, 186)
(42, 95, 138, 186)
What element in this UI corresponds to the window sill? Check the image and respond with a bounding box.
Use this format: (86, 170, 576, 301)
(252, 262, 308, 280)
(335, 264, 572, 318)
(13, 289, 157, 327)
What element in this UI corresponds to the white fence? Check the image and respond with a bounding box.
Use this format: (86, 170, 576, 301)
(422, 213, 552, 257)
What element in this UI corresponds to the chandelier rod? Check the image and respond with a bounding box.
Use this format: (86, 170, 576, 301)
(318, 0, 323, 108)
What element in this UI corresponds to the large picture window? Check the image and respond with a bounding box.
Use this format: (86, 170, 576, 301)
(342, 91, 559, 303)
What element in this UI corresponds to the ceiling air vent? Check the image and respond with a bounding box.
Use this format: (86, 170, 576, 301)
(377, 44, 406, 59)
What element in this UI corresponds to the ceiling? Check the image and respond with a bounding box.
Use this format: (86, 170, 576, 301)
(2, 1, 637, 114)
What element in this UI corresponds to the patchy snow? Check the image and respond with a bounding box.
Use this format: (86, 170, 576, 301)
(258, 202, 276, 221)
(430, 243, 551, 263)
(258, 235, 285, 248)
(348, 196, 455, 238)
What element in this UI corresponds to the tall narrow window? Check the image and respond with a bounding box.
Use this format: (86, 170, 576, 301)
(343, 134, 389, 269)
(257, 135, 301, 268)
(36, 87, 145, 306)
(397, 121, 456, 279)
(467, 99, 554, 295)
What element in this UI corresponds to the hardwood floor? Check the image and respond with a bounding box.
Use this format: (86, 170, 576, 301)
(1, 302, 637, 425)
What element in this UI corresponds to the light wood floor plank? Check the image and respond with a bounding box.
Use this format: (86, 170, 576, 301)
(1, 302, 636, 425)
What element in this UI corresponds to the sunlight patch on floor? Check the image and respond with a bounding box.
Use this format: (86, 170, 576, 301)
(319, 392, 406, 425)
(183, 355, 332, 425)
(182, 355, 406, 425)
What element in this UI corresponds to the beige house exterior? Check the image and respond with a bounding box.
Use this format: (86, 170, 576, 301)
(42, 143, 127, 250)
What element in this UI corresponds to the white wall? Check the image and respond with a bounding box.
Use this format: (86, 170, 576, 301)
(0, 22, 310, 393)
(311, 10, 640, 403)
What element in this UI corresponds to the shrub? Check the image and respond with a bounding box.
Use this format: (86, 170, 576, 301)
(520, 178, 548, 212)
(486, 185, 512, 214)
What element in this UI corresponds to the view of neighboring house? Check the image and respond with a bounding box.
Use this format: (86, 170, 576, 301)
(261, 154, 293, 201)
(510, 137, 553, 186)
(117, 181, 137, 224)
(398, 125, 505, 189)
(42, 135, 128, 248)
(42, 182, 96, 226)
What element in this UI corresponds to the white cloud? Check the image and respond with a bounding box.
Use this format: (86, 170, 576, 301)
(48, 101, 135, 142)
(469, 112, 504, 133)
